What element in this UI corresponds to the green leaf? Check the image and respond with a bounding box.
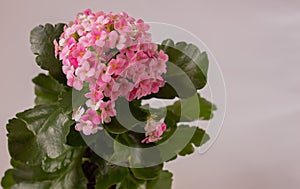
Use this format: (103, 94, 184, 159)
(66, 124, 87, 147)
(8, 148, 87, 189)
(178, 127, 209, 156)
(146, 170, 173, 189)
(32, 74, 64, 105)
(104, 98, 148, 135)
(111, 134, 163, 180)
(7, 104, 73, 165)
(1, 170, 15, 189)
(71, 82, 89, 110)
(161, 39, 208, 87)
(161, 123, 209, 157)
(103, 117, 129, 134)
(157, 123, 208, 159)
(155, 110, 180, 145)
(41, 147, 76, 173)
(167, 93, 217, 122)
(59, 88, 73, 114)
(154, 83, 177, 99)
(156, 39, 209, 99)
(6, 118, 40, 164)
(95, 165, 129, 189)
(129, 99, 149, 122)
(30, 23, 66, 83)
(158, 125, 195, 159)
(130, 164, 163, 180)
(116, 174, 146, 189)
(9, 182, 51, 189)
(150, 93, 213, 158)
(113, 99, 150, 144)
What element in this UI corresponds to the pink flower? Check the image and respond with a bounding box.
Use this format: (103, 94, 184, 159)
(85, 88, 104, 103)
(114, 18, 131, 33)
(131, 51, 149, 63)
(67, 73, 83, 90)
(72, 106, 85, 121)
(128, 63, 148, 83)
(83, 9, 92, 16)
(72, 44, 91, 65)
(99, 101, 116, 123)
(101, 72, 111, 83)
(115, 78, 134, 97)
(78, 35, 92, 47)
(85, 99, 101, 110)
(75, 61, 95, 81)
(81, 108, 101, 125)
(66, 56, 79, 69)
(107, 58, 126, 75)
(106, 30, 127, 50)
(116, 35, 127, 50)
(136, 19, 150, 31)
(75, 120, 100, 135)
(94, 30, 107, 47)
(96, 15, 110, 25)
(62, 61, 74, 75)
(151, 79, 165, 93)
(128, 87, 138, 101)
(107, 31, 118, 49)
(142, 118, 167, 143)
(102, 81, 113, 97)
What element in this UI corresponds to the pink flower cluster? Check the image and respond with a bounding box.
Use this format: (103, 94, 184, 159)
(55, 9, 168, 142)
(142, 118, 167, 143)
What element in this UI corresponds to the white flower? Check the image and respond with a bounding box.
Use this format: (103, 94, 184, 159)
(144, 118, 164, 133)
(85, 99, 101, 110)
(72, 106, 85, 121)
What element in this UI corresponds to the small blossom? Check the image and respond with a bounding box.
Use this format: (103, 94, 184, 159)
(75, 61, 95, 81)
(142, 118, 167, 143)
(99, 100, 116, 123)
(75, 120, 101, 135)
(85, 99, 101, 110)
(72, 106, 85, 121)
(85, 88, 104, 103)
(81, 108, 101, 125)
(115, 78, 134, 97)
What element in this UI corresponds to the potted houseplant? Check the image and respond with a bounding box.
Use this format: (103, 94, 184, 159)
(1, 9, 216, 189)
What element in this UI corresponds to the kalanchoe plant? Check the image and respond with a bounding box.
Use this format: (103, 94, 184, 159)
(1, 9, 216, 189)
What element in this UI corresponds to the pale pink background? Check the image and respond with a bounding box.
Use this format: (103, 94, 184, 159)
(0, 0, 300, 188)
